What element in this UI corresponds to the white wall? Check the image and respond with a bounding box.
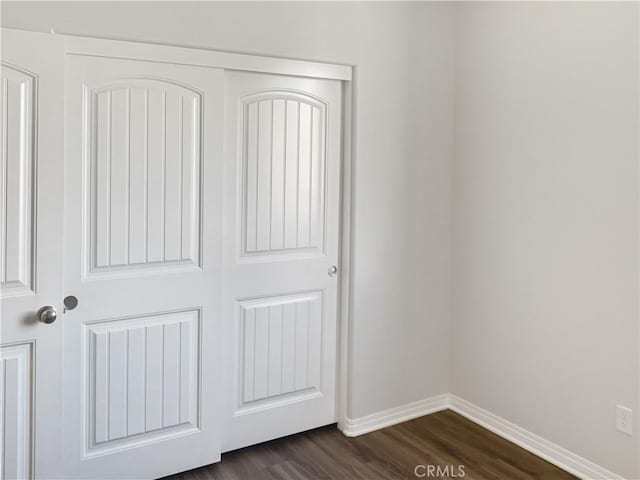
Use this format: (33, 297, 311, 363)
(451, 3, 639, 478)
(0, 1, 455, 419)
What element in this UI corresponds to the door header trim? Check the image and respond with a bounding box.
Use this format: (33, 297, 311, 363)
(62, 34, 352, 81)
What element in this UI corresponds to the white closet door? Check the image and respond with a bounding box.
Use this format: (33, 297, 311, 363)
(222, 71, 342, 451)
(63, 54, 223, 479)
(0, 29, 65, 480)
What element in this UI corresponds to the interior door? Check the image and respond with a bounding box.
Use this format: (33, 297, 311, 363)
(0, 29, 65, 480)
(63, 54, 223, 479)
(222, 71, 342, 451)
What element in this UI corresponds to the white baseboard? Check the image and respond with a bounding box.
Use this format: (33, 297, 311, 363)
(447, 395, 624, 480)
(339, 393, 624, 480)
(338, 393, 449, 437)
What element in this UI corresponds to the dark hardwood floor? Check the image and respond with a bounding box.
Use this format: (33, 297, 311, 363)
(164, 410, 577, 480)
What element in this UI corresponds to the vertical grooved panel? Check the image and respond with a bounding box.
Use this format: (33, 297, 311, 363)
(238, 292, 322, 408)
(310, 107, 323, 247)
(146, 89, 165, 263)
(297, 103, 312, 248)
(144, 324, 163, 432)
(253, 307, 270, 400)
(283, 100, 299, 250)
(0, 65, 35, 296)
(241, 93, 326, 258)
(245, 102, 258, 253)
(95, 91, 111, 267)
(281, 303, 296, 394)
(94, 332, 109, 443)
(267, 305, 283, 397)
(87, 81, 201, 275)
(108, 330, 128, 440)
(270, 100, 286, 250)
(162, 322, 180, 427)
(242, 309, 256, 403)
(179, 321, 191, 423)
(256, 100, 273, 251)
(307, 297, 323, 388)
(127, 327, 146, 436)
(86, 311, 200, 452)
(128, 87, 148, 264)
(294, 301, 310, 390)
(181, 98, 197, 261)
(163, 93, 181, 261)
(109, 88, 129, 266)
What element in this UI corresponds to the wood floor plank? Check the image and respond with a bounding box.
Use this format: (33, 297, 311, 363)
(162, 411, 577, 480)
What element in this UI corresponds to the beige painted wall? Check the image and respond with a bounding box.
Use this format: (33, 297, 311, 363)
(452, 3, 639, 478)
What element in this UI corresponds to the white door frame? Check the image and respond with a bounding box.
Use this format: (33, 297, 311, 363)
(61, 33, 356, 436)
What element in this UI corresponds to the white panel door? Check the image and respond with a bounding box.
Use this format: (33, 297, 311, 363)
(222, 71, 342, 451)
(63, 54, 223, 479)
(0, 29, 65, 479)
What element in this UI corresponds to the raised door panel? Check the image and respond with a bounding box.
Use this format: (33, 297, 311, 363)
(236, 292, 323, 414)
(0, 64, 36, 297)
(240, 92, 326, 261)
(1, 342, 34, 480)
(87, 80, 202, 278)
(83, 310, 200, 458)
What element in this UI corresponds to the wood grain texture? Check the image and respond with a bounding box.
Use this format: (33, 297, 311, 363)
(162, 410, 577, 480)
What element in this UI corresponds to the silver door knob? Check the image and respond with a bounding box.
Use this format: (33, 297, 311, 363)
(328, 265, 338, 277)
(37, 305, 57, 324)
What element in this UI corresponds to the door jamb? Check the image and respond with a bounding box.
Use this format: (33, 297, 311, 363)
(337, 78, 354, 431)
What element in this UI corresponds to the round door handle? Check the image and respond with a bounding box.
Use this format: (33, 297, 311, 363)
(37, 305, 57, 324)
(328, 265, 338, 277)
